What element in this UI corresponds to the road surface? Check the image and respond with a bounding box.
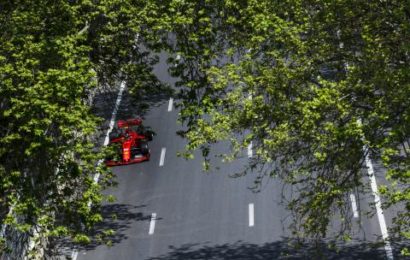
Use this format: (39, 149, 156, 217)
(73, 52, 402, 260)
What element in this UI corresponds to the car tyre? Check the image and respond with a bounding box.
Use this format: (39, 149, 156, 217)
(140, 141, 149, 155)
(144, 131, 154, 141)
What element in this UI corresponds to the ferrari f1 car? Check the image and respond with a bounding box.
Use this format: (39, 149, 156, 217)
(105, 118, 154, 166)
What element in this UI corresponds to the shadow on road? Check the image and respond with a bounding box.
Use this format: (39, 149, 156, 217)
(80, 203, 150, 251)
(48, 203, 151, 258)
(122, 78, 174, 120)
(148, 239, 400, 260)
(90, 81, 172, 147)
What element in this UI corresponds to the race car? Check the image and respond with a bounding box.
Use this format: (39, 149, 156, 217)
(105, 118, 154, 166)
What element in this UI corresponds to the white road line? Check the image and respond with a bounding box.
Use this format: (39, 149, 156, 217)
(357, 118, 394, 260)
(93, 81, 126, 183)
(248, 203, 255, 227)
(167, 97, 174, 112)
(174, 54, 181, 67)
(364, 150, 394, 260)
(1, 81, 126, 258)
(403, 140, 410, 154)
(71, 250, 78, 260)
(149, 213, 157, 235)
(0, 207, 13, 238)
(72, 81, 126, 260)
(103, 81, 126, 147)
(247, 141, 253, 158)
(349, 193, 359, 218)
(159, 148, 166, 166)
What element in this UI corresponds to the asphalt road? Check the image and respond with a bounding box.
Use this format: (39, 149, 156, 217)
(74, 53, 404, 260)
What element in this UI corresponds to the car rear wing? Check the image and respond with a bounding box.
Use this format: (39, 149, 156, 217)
(117, 118, 142, 128)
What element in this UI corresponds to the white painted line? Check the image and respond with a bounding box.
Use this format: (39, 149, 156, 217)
(93, 81, 126, 183)
(364, 150, 394, 260)
(357, 118, 393, 259)
(103, 81, 126, 147)
(174, 54, 181, 67)
(92, 159, 104, 183)
(247, 141, 253, 158)
(404, 140, 410, 154)
(0, 207, 13, 238)
(248, 203, 254, 227)
(149, 213, 157, 235)
(167, 97, 174, 112)
(159, 148, 166, 166)
(72, 81, 126, 260)
(0, 225, 5, 238)
(349, 193, 359, 218)
(71, 250, 78, 260)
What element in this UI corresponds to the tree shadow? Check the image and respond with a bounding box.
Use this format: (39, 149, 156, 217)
(127, 83, 174, 116)
(90, 75, 173, 122)
(148, 239, 403, 260)
(90, 83, 171, 147)
(82, 203, 150, 250)
(50, 203, 151, 258)
(91, 88, 120, 121)
(117, 87, 172, 120)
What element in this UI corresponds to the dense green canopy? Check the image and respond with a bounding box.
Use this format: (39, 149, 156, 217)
(0, 0, 163, 257)
(156, 0, 410, 254)
(0, 0, 409, 257)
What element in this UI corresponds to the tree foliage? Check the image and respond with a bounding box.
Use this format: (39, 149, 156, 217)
(0, 0, 164, 257)
(1, 0, 409, 257)
(155, 0, 410, 250)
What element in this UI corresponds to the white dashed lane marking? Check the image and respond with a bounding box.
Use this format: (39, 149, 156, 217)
(149, 213, 157, 235)
(249, 203, 254, 227)
(159, 148, 166, 167)
(174, 54, 181, 67)
(168, 97, 174, 112)
(349, 193, 359, 218)
(247, 141, 253, 158)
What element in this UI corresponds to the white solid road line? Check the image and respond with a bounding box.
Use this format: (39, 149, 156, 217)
(72, 81, 126, 260)
(358, 118, 394, 260)
(159, 148, 166, 166)
(168, 97, 174, 112)
(71, 250, 78, 260)
(149, 213, 157, 235)
(247, 141, 253, 158)
(349, 193, 359, 218)
(93, 81, 126, 184)
(364, 151, 394, 260)
(103, 81, 126, 147)
(249, 203, 255, 227)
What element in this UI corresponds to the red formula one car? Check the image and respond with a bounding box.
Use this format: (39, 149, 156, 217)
(105, 118, 154, 167)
